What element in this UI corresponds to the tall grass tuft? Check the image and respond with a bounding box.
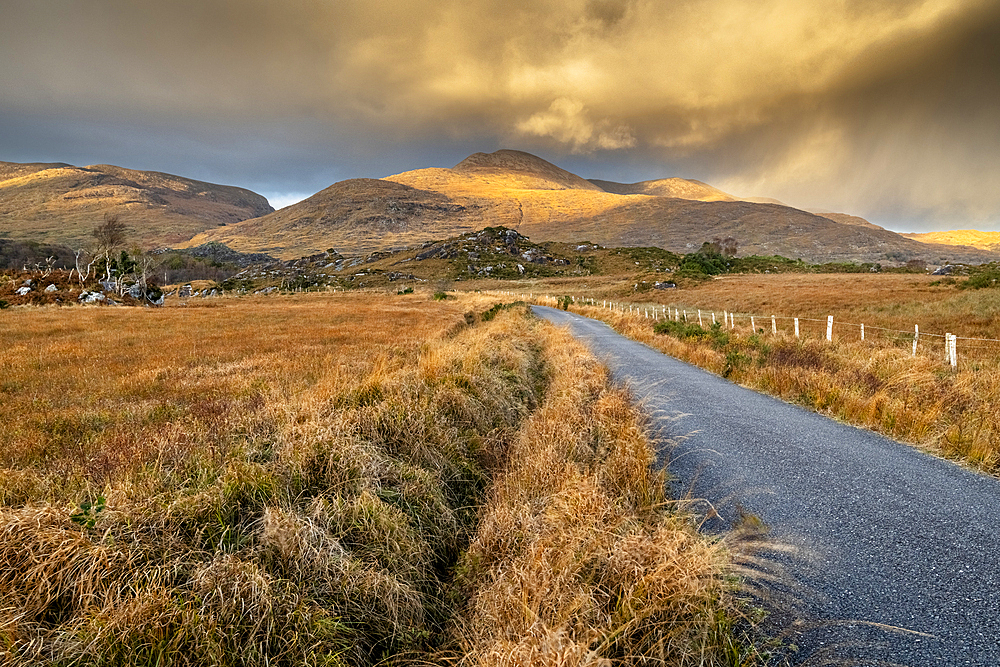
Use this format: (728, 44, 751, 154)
(454, 322, 747, 666)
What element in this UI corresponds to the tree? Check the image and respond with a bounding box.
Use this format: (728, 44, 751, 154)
(92, 212, 129, 283)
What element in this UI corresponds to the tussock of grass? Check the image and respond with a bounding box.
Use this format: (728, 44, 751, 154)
(455, 323, 744, 666)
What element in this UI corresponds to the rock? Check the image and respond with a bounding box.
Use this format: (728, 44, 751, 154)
(654, 281, 677, 290)
(44, 284, 58, 292)
(932, 265, 954, 276)
(79, 291, 106, 303)
(128, 283, 144, 299)
(15, 286, 31, 296)
(178, 284, 193, 297)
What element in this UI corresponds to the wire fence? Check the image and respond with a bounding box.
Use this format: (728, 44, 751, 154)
(486, 290, 1000, 369)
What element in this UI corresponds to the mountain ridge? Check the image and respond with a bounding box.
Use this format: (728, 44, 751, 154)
(182, 149, 1000, 265)
(0, 161, 273, 248)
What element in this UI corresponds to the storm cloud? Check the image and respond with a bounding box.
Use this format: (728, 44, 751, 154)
(1, 0, 998, 230)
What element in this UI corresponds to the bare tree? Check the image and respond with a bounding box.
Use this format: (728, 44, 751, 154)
(92, 212, 129, 283)
(70, 248, 97, 286)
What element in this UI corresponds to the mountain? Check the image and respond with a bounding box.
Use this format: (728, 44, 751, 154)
(180, 149, 1000, 264)
(0, 161, 273, 249)
(589, 177, 738, 201)
(901, 230, 1000, 252)
(809, 211, 886, 231)
(182, 178, 485, 258)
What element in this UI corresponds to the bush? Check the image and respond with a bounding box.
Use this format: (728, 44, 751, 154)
(433, 291, 452, 301)
(654, 320, 729, 349)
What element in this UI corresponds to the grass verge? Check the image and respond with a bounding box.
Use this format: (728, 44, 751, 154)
(1, 292, 749, 666)
(577, 305, 1000, 472)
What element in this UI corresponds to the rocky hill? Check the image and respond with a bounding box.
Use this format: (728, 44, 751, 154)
(0, 161, 273, 249)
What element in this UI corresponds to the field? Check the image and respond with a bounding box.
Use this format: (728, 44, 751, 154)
(0, 291, 749, 666)
(532, 273, 1000, 472)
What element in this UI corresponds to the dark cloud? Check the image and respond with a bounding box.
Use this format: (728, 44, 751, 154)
(1, 0, 997, 230)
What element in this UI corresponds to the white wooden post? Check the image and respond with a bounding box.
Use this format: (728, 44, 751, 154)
(912, 325, 919, 357)
(771, 315, 777, 335)
(826, 316, 833, 342)
(698, 310, 703, 327)
(751, 315, 756, 332)
(950, 334, 958, 369)
(683, 310, 687, 322)
(712, 312, 717, 325)
(861, 323, 865, 341)
(730, 312, 735, 330)
(794, 318, 800, 338)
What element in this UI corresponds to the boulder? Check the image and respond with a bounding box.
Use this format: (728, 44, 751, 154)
(15, 286, 31, 296)
(44, 284, 58, 293)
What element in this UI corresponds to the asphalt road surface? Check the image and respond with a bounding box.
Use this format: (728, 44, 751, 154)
(533, 305, 1000, 666)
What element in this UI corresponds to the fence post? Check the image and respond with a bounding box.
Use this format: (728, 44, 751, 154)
(861, 323, 865, 341)
(827, 316, 833, 342)
(712, 312, 717, 325)
(794, 318, 800, 338)
(751, 316, 756, 333)
(730, 312, 735, 330)
(912, 325, 919, 357)
(771, 315, 777, 335)
(698, 310, 703, 327)
(950, 334, 958, 369)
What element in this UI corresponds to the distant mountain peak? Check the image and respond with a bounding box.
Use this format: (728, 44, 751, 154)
(453, 149, 602, 191)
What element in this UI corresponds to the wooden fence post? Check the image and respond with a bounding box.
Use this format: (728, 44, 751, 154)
(750, 315, 756, 332)
(861, 323, 865, 341)
(698, 310, 703, 327)
(771, 315, 777, 334)
(912, 325, 919, 357)
(950, 334, 958, 369)
(794, 318, 799, 337)
(827, 316, 833, 342)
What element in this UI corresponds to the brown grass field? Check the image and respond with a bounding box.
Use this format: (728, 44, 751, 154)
(547, 273, 1000, 472)
(0, 291, 749, 666)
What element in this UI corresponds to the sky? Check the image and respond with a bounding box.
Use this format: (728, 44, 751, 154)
(2, 0, 999, 232)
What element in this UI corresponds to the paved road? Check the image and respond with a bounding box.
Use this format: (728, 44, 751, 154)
(533, 306, 1000, 666)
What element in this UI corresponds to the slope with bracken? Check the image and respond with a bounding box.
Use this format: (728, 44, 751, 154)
(181, 149, 1000, 265)
(0, 161, 273, 249)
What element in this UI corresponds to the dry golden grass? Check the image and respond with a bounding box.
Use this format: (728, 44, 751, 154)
(0, 291, 745, 666)
(454, 321, 748, 667)
(902, 229, 1000, 250)
(577, 302, 1000, 473)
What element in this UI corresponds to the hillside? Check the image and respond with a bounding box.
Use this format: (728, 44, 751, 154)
(134, 149, 998, 265)
(901, 229, 1000, 252)
(590, 177, 738, 201)
(180, 178, 488, 258)
(0, 161, 273, 248)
